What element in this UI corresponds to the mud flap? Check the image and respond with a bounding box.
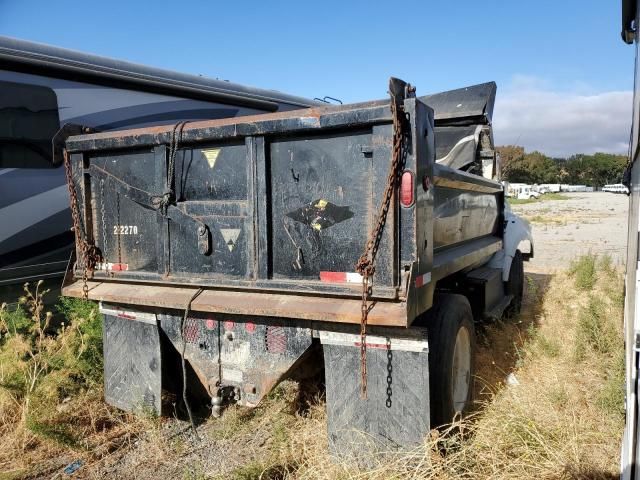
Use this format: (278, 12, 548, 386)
(321, 328, 430, 458)
(101, 303, 162, 414)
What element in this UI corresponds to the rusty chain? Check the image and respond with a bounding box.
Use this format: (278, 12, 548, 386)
(63, 121, 189, 298)
(153, 121, 189, 215)
(355, 78, 412, 398)
(63, 150, 101, 299)
(100, 179, 109, 271)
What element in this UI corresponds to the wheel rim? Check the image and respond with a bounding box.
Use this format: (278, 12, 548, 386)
(451, 326, 471, 413)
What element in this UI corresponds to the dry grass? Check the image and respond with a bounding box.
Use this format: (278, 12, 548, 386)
(0, 255, 625, 479)
(271, 255, 623, 479)
(0, 283, 149, 480)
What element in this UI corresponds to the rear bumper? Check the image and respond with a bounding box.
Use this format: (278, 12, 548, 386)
(62, 280, 410, 327)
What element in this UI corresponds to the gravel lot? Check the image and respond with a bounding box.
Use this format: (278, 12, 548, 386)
(511, 191, 629, 272)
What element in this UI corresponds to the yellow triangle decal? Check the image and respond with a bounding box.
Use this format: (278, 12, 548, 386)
(202, 148, 221, 169)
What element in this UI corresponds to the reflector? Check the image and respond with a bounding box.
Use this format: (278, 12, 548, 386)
(400, 171, 414, 207)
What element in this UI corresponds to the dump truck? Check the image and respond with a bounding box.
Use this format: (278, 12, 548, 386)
(61, 78, 533, 454)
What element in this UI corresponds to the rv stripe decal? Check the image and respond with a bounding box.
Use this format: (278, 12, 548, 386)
(0, 184, 69, 243)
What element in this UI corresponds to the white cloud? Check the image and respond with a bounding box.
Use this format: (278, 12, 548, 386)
(493, 76, 632, 157)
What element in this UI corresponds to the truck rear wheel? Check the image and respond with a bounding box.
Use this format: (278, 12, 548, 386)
(426, 294, 475, 426)
(505, 250, 524, 317)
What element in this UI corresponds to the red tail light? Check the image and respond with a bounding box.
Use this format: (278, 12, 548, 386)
(400, 171, 414, 207)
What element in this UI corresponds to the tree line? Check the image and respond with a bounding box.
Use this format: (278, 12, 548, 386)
(496, 146, 628, 187)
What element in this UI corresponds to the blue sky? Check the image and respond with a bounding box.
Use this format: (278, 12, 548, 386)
(0, 0, 634, 156)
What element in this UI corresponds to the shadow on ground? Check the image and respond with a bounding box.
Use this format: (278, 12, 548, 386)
(474, 271, 552, 404)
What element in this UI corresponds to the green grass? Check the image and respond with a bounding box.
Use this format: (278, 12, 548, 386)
(228, 462, 293, 480)
(543, 193, 570, 201)
(597, 349, 625, 417)
(547, 386, 569, 408)
(526, 215, 565, 225)
(0, 283, 103, 450)
(536, 334, 561, 358)
(0, 303, 32, 340)
(598, 254, 616, 278)
(508, 198, 537, 205)
(568, 254, 597, 290)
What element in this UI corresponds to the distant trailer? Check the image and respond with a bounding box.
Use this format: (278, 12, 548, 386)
(0, 36, 318, 287)
(560, 184, 591, 192)
(539, 183, 562, 193)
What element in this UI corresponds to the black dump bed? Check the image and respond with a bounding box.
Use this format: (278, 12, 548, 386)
(63, 82, 503, 327)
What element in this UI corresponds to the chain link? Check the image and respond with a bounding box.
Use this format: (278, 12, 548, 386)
(386, 337, 393, 408)
(100, 179, 109, 271)
(355, 79, 412, 398)
(63, 150, 101, 299)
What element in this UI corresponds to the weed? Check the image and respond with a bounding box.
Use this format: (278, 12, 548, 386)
(575, 296, 619, 359)
(0, 302, 31, 341)
(229, 462, 291, 480)
(526, 214, 565, 225)
(0, 282, 110, 467)
(598, 254, 616, 277)
(569, 254, 597, 290)
(543, 193, 570, 201)
(547, 386, 569, 408)
(597, 349, 625, 417)
(182, 463, 208, 480)
(508, 197, 537, 205)
(536, 334, 560, 358)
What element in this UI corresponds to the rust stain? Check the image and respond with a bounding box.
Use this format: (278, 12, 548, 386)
(67, 100, 389, 146)
(62, 280, 408, 327)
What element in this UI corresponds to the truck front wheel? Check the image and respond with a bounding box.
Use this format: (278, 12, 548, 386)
(426, 294, 475, 427)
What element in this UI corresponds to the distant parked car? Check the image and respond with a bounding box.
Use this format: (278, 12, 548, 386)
(602, 183, 629, 194)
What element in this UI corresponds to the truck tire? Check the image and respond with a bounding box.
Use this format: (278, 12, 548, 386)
(426, 294, 475, 427)
(505, 249, 524, 317)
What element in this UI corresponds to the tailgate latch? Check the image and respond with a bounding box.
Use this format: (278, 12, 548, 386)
(197, 225, 211, 255)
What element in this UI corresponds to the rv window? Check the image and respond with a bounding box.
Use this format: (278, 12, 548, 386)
(0, 80, 59, 169)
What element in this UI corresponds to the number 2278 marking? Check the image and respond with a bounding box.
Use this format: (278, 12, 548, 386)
(113, 225, 138, 235)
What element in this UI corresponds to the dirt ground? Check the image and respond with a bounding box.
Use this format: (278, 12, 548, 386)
(510, 191, 629, 272)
